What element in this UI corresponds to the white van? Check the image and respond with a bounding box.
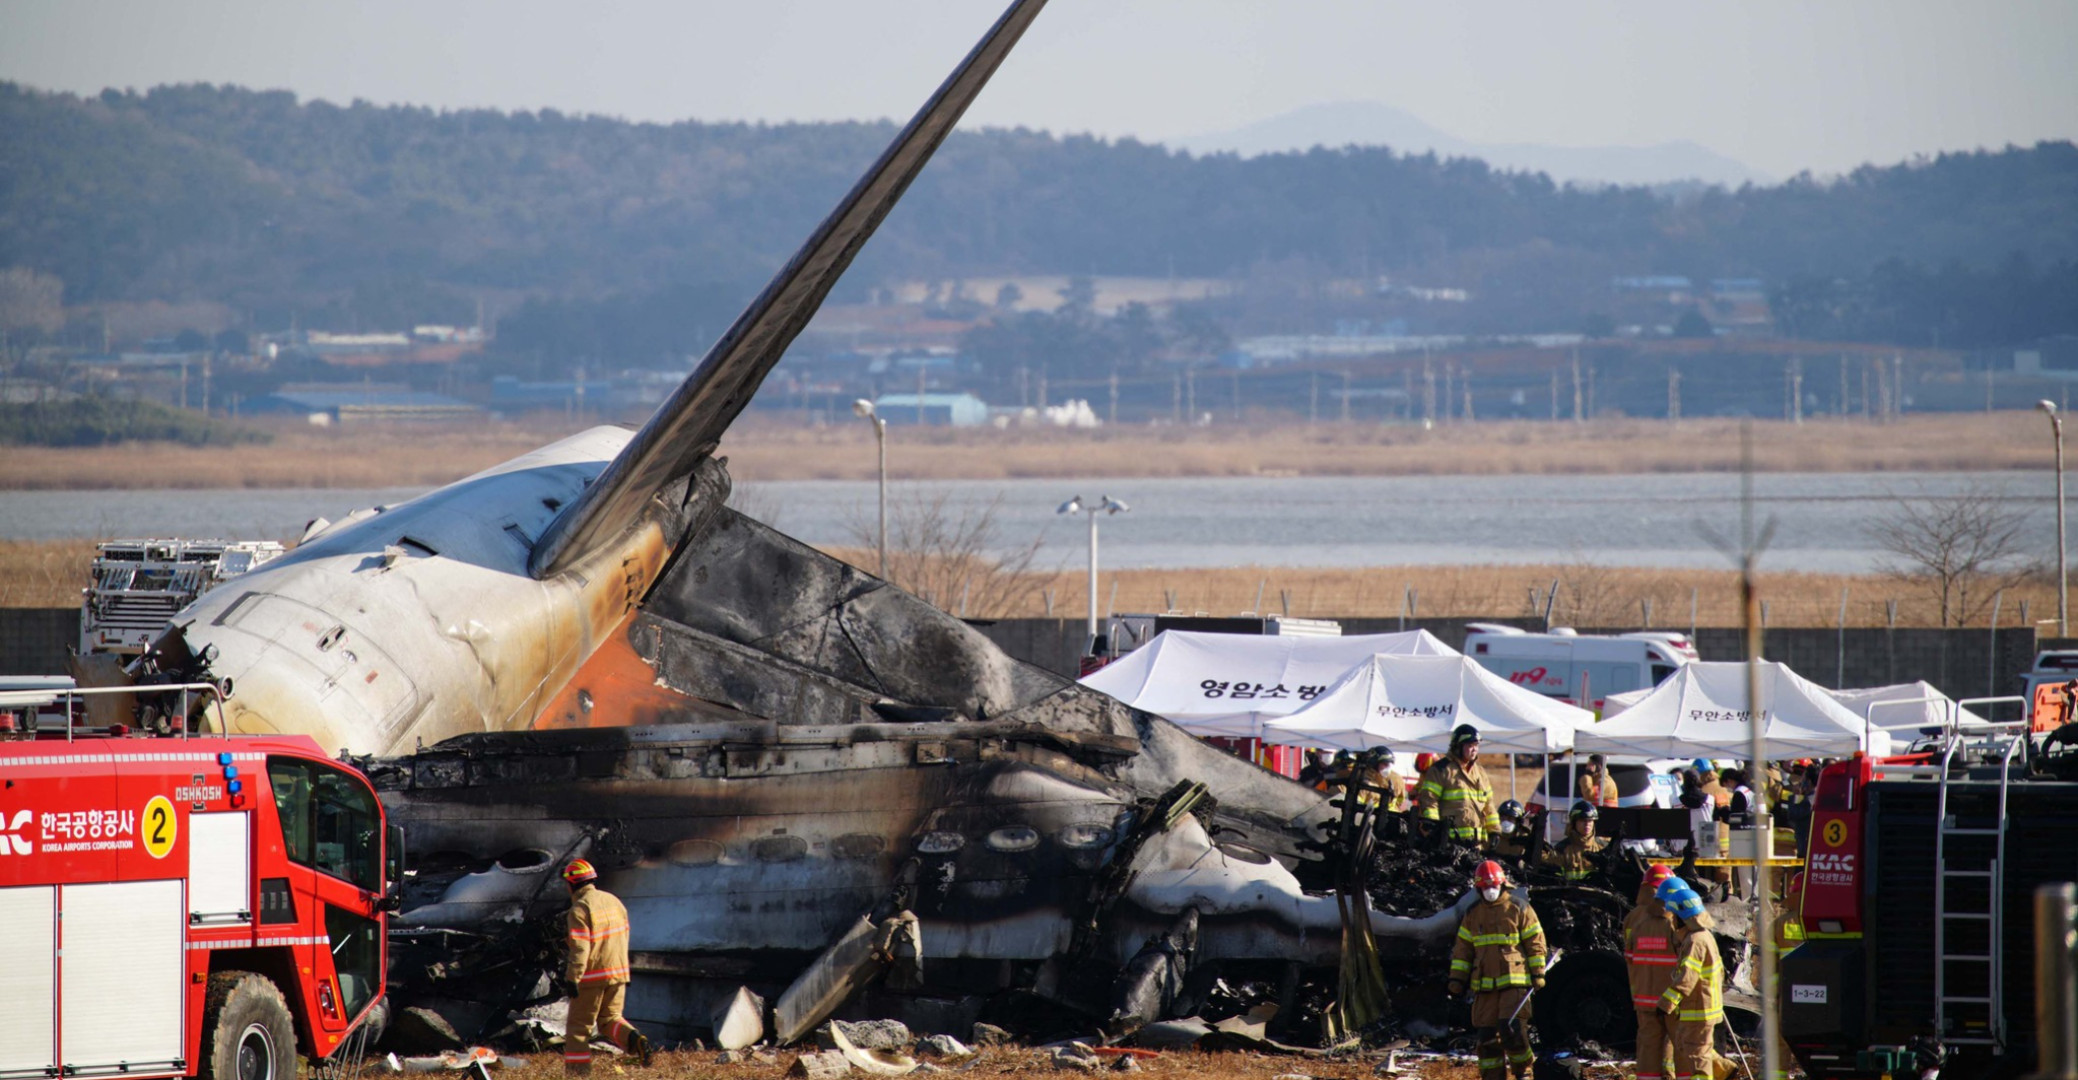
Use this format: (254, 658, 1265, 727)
(1464, 624, 1698, 711)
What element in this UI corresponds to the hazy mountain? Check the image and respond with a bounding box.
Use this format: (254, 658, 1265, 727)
(1172, 101, 1770, 188)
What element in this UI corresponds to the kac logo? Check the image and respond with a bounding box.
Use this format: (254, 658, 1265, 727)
(1, 809, 32, 855)
(1810, 852, 1855, 873)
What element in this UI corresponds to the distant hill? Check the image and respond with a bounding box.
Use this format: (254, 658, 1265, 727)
(0, 81, 2072, 347)
(1172, 101, 1770, 188)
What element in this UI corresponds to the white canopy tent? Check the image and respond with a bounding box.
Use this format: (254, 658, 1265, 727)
(1077, 629, 1458, 737)
(1261, 654, 1584, 754)
(1573, 661, 1893, 759)
(1830, 681, 1988, 733)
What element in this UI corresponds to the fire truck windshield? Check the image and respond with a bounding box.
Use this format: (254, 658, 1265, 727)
(268, 757, 382, 891)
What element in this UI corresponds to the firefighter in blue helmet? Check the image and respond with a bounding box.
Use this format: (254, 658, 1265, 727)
(1656, 878, 1730, 1080)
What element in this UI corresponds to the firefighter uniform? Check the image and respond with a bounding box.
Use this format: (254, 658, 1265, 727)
(1449, 893, 1548, 1080)
(564, 878, 647, 1073)
(1624, 885, 1679, 1080)
(1771, 882, 1807, 1079)
(1416, 756, 1501, 843)
(1661, 912, 1727, 1080)
(1575, 769, 1618, 806)
(1539, 832, 1609, 882)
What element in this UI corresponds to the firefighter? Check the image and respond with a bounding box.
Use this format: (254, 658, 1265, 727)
(1695, 760, 1734, 897)
(1575, 753, 1619, 806)
(1353, 746, 1410, 813)
(1298, 749, 1336, 791)
(1625, 864, 1680, 1080)
(561, 859, 652, 1073)
(1539, 800, 1609, 882)
(1771, 872, 1807, 1079)
(1448, 860, 1547, 1080)
(1490, 800, 1532, 858)
(1416, 724, 1502, 845)
(1657, 877, 1730, 1080)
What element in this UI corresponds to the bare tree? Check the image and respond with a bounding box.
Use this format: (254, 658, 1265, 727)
(845, 491, 1051, 618)
(1870, 490, 2034, 626)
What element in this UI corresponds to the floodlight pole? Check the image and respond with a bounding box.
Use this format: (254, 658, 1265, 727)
(854, 399, 888, 577)
(1087, 507, 1100, 640)
(2043, 401, 2068, 637)
(1059, 496, 1129, 642)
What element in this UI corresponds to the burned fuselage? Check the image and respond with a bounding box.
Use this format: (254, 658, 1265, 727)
(365, 500, 1478, 1044)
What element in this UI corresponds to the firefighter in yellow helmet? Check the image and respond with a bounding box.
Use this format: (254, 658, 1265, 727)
(560, 860, 652, 1073)
(1448, 860, 1547, 1080)
(1416, 724, 1501, 845)
(1625, 864, 1680, 1080)
(1657, 878, 1732, 1080)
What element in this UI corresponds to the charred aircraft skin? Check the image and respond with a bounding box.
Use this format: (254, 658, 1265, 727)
(366, 494, 1484, 1041)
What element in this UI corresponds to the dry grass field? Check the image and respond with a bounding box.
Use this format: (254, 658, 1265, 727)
(0, 411, 2049, 490)
(6, 534, 2048, 629)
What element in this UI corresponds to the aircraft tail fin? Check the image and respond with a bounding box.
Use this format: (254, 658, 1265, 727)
(530, 0, 1048, 578)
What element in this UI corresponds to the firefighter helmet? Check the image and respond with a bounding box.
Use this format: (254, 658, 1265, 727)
(1657, 877, 1706, 922)
(562, 859, 598, 886)
(1644, 863, 1676, 891)
(1787, 870, 1806, 896)
(1415, 753, 1437, 773)
(1474, 860, 1507, 891)
(1498, 799, 1524, 821)
(1450, 723, 1480, 749)
(1568, 799, 1599, 822)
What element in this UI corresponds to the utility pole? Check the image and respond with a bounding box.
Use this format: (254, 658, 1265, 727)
(1421, 353, 1436, 425)
(1108, 370, 1119, 426)
(1667, 366, 1682, 423)
(1789, 356, 1804, 424)
(1838, 354, 1849, 415)
(1185, 368, 1195, 422)
(1461, 364, 1474, 421)
(917, 364, 927, 424)
(1570, 347, 1584, 423)
(1550, 369, 1559, 421)
(1309, 373, 1320, 425)
(1891, 354, 1904, 420)
(1171, 372, 1181, 424)
(1341, 370, 1353, 424)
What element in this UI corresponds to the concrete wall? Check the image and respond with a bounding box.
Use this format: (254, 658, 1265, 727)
(0, 608, 79, 676)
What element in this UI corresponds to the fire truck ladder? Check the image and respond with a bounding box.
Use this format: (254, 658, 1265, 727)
(1931, 717, 2028, 1048)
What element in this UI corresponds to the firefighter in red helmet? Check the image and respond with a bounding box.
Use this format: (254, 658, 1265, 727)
(1448, 860, 1547, 1080)
(560, 859, 652, 1073)
(1625, 864, 1680, 1080)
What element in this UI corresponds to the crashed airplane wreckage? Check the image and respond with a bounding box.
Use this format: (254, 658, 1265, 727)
(102, 0, 1667, 1054)
(356, 493, 1498, 1047)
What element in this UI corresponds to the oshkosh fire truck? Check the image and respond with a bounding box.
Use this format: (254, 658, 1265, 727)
(0, 684, 394, 1080)
(1781, 719, 2078, 1078)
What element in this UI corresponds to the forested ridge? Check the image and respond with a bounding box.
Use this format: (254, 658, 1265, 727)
(2, 81, 2074, 332)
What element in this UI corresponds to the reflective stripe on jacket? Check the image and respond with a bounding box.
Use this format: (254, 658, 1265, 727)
(1415, 758, 1500, 840)
(567, 883, 633, 986)
(1623, 901, 1680, 1009)
(1449, 894, 1548, 993)
(1660, 921, 1724, 1023)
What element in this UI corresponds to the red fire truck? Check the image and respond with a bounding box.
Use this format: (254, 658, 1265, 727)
(1781, 718, 2078, 1078)
(0, 684, 395, 1080)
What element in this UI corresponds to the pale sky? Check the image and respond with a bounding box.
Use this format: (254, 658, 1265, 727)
(2, 0, 2073, 178)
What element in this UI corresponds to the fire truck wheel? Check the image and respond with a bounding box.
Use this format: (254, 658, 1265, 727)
(200, 972, 298, 1080)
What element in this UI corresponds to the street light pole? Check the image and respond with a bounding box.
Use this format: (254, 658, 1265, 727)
(2042, 401, 2067, 637)
(854, 399, 888, 578)
(1058, 495, 1130, 642)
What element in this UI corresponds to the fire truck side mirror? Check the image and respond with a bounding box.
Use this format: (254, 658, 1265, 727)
(379, 823, 407, 912)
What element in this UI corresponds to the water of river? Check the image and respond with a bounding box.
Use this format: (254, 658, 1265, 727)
(0, 471, 2054, 574)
